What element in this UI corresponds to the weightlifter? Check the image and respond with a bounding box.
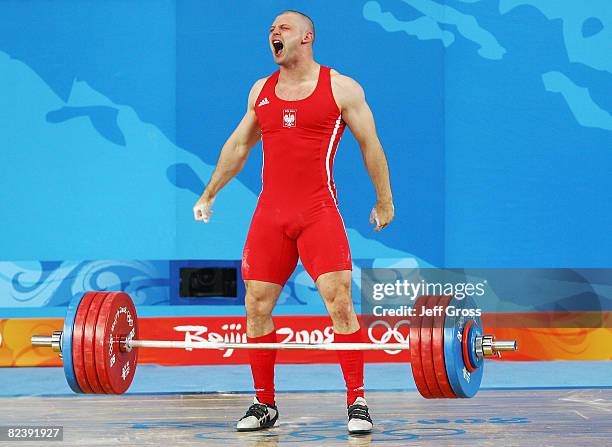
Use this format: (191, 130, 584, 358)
(193, 10, 394, 434)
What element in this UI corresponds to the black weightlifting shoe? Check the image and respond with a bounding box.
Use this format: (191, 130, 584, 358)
(347, 397, 373, 434)
(236, 397, 279, 432)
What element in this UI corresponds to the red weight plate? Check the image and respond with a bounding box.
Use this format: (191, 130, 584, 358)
(462, 319, 478, 372)
(94, 292, 138, 394)
(83, 291, 109, 393)
(410, 295, 431, 398)
(432, 295, 456, 398)
(72, 291, 101, 393)
(421, 296, 444, 398)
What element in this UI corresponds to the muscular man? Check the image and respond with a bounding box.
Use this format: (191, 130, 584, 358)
(193, 10, 394, 434)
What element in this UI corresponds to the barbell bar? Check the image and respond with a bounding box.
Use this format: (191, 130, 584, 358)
(32, 336, 516, 353)
(31, 291, 517, 397)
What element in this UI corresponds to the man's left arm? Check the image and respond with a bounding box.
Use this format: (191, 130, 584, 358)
(332, 73, 394, 231)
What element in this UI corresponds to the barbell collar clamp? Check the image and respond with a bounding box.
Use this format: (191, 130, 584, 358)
(475, 335, 517, 358)
(31, 331, 63, 353)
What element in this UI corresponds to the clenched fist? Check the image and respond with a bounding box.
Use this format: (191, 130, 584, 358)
(370, 201, 394, 232)
(193, 194, 215, 223)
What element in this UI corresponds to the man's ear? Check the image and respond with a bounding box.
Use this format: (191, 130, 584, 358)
(302, 31, 314, 44)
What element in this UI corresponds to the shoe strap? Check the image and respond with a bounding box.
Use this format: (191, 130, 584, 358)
(242, 403, 269, 420)
(348, 404, 372, 422)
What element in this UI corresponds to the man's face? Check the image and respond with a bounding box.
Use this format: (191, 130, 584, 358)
(269, 14, 306, 65)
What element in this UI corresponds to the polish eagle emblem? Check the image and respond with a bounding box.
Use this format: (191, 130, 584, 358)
(282, 109, 297, 128)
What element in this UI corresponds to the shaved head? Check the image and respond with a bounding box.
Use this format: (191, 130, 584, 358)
(278, 10, 315, 42)
(269, 10, 316, 65)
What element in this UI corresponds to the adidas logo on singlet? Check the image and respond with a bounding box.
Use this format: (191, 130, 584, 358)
(258, 97, 270, 107)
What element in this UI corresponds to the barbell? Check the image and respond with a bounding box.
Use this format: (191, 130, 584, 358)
(31, 291, 516, 398)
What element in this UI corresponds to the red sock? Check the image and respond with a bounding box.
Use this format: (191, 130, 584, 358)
(334, 329, 365, 406)
(247, 331, 277, 406)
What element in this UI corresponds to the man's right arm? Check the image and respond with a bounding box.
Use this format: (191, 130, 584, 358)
(193, 78, 266, 222)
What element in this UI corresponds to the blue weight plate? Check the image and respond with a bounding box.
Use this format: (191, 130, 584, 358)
(62, 292, 96, 393)
(443, 295, 484, 398)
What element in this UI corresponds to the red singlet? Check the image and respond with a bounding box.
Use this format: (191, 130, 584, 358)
(242, 66, 352, 285)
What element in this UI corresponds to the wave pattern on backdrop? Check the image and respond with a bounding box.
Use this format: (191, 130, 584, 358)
(0, 261, 168, 307)
(0, 258, 425, 309)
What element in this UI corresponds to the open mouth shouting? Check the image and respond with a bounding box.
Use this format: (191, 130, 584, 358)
(272, 39, 284, 57)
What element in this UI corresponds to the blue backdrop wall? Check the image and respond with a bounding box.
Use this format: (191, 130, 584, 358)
(1, 0, 611, 311)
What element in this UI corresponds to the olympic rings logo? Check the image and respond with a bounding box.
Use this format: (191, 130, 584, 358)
(367, 319, 410, 355)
